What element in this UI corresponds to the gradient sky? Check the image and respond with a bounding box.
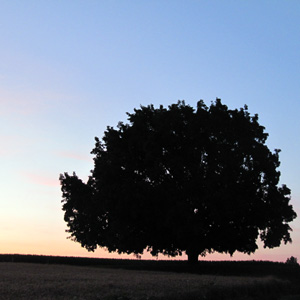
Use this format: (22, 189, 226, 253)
(1, 0, 299, 262)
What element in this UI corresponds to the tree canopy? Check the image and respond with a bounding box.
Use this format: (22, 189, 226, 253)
(60, 99, 297, 263)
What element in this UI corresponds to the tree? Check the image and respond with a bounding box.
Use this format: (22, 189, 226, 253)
(60, 99, 297, 264)
(286, 256, 299, 266)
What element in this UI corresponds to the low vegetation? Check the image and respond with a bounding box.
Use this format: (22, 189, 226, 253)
(1, 255, 300, 300)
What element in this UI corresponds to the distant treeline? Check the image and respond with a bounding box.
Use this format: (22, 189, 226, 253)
(1, 254, 300, 281)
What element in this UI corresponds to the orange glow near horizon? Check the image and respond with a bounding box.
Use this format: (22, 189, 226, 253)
(1, 229, 299, 263)
(1, 1, 299, 267)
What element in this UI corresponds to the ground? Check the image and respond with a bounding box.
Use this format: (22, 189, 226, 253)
(0, 262, 298, 300)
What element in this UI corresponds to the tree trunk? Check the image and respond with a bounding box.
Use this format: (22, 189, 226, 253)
(187, 250, 199, 265)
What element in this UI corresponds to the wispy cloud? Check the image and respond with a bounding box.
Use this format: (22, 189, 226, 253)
(0, 134, 33, 157)
(56, 150, 93, 162)
(0, 87, 73, 117)
(0, 88, 44, 116)
(21, 171, 59, 187)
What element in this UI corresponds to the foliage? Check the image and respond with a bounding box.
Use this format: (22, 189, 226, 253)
(2, 254, 300, 281)
(60, 99, 297, 262)
(285, 256, 299, 266)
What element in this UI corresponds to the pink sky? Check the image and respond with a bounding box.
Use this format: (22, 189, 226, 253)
(1, 1, 299, 263)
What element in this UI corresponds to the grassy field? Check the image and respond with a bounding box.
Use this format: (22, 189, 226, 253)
(0, 261, 298, 300)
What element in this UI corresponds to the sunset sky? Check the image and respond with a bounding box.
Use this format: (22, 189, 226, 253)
(1, 1, 299, 262)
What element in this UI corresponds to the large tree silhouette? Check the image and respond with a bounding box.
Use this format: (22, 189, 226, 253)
(60, 99, 296, 263)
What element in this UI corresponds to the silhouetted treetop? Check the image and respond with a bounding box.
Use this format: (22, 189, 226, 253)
(60, 99, 297, 263)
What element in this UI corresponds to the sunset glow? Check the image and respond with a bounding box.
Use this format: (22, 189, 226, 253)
(1, 1, 299, 263)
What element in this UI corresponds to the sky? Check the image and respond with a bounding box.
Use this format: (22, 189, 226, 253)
(0, 0, 299, 262)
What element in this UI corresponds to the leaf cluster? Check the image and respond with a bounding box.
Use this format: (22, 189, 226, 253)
(60, 99, 296, 259)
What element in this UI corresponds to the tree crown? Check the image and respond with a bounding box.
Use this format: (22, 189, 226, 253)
(60, 99, 297, 261)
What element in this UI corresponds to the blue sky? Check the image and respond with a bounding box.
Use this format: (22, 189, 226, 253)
(0, 0, 299, 261)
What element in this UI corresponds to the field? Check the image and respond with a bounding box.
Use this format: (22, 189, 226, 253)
(0, 255, 300, 300)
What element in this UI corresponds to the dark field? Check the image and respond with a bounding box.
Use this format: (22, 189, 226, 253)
(0, 255, 300, 300)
